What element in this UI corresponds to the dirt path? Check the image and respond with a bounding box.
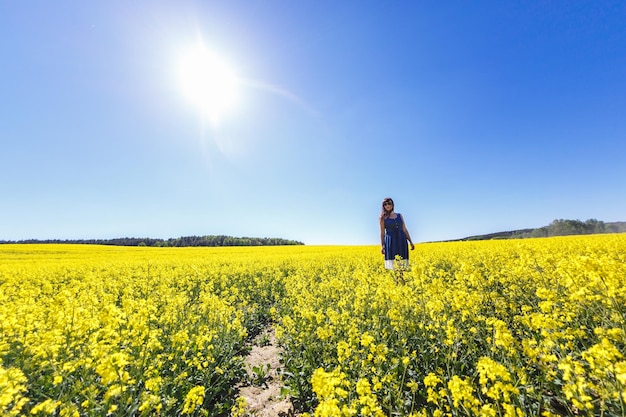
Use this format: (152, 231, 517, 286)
(237, 326, 294, 416)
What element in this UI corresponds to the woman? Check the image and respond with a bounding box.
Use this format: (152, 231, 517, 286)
(379, 197, 414, 270)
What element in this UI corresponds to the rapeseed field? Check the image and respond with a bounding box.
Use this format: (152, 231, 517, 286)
(1, 235, 624, 416)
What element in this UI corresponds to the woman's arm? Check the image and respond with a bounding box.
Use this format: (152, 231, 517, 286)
(400, 214, 415, 250)
(379, 217, 386, 254)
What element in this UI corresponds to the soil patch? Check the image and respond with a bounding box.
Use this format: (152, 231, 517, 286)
(237, 326, 295, 416)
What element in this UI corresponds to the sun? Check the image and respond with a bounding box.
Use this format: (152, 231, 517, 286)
(179, 45, 239, 124)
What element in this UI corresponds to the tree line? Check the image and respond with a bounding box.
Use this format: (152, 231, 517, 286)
(521, 219, 624, 238)
(462, 219, 626, 241)
(0, 235, 304, 247)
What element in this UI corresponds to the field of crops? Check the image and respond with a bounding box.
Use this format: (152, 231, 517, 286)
(1, 234, 625, 416)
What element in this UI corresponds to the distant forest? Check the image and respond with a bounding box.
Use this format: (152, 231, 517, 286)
(3, 219, 624, 246)
(0, 235, 304, 247)
(461, 219, 626, 241)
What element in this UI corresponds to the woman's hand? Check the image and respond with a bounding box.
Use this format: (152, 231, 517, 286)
(381, 246, 385, 255)
(410, 243, 415, 250)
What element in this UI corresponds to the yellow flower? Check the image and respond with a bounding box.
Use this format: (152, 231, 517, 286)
(424, 373, 442, 388)
(337, 340, 351, 363)
(314, 398, 341, 417)
(0, 367, 28, 415)
(356, 378, 371, 396)
(485, 318, 515, 352)
(312, 368, 348, 399)
(447, 375, 479, 410)
(230, 396, 247, 417)
(182, 386, 205, 414)
(138, 394, 161, 413)
(31, 399, 60, 415)
(615, 362, 626, 386)
(360, 332, 374, 348)
(424, 372, 446, 404)
(582, 337, 623, 372)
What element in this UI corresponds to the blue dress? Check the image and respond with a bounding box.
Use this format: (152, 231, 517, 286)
(384, 214, 409, 268)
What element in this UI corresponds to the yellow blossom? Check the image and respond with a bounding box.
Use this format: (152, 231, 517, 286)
(182, 385, 205, 414)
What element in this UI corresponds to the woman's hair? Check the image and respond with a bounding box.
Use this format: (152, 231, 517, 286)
(380, 197, 394, 219)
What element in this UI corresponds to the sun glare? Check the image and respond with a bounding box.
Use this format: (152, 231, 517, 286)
(179, 45, 239, 124)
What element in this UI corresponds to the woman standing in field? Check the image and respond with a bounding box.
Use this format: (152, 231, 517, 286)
(380, 197, 414, 272)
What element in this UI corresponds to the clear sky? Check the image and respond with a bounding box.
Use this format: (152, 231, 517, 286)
(2, 1, 625, 245)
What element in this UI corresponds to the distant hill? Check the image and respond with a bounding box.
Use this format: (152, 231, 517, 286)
(0, 235, 304, 247)
(608, 221, 626, 232)
(458, 219, 626, 241)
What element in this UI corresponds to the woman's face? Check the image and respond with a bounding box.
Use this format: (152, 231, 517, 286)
(383, 200, 394, 211)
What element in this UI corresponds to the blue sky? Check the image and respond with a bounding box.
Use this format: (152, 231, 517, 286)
(2, 1, 625, 245)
